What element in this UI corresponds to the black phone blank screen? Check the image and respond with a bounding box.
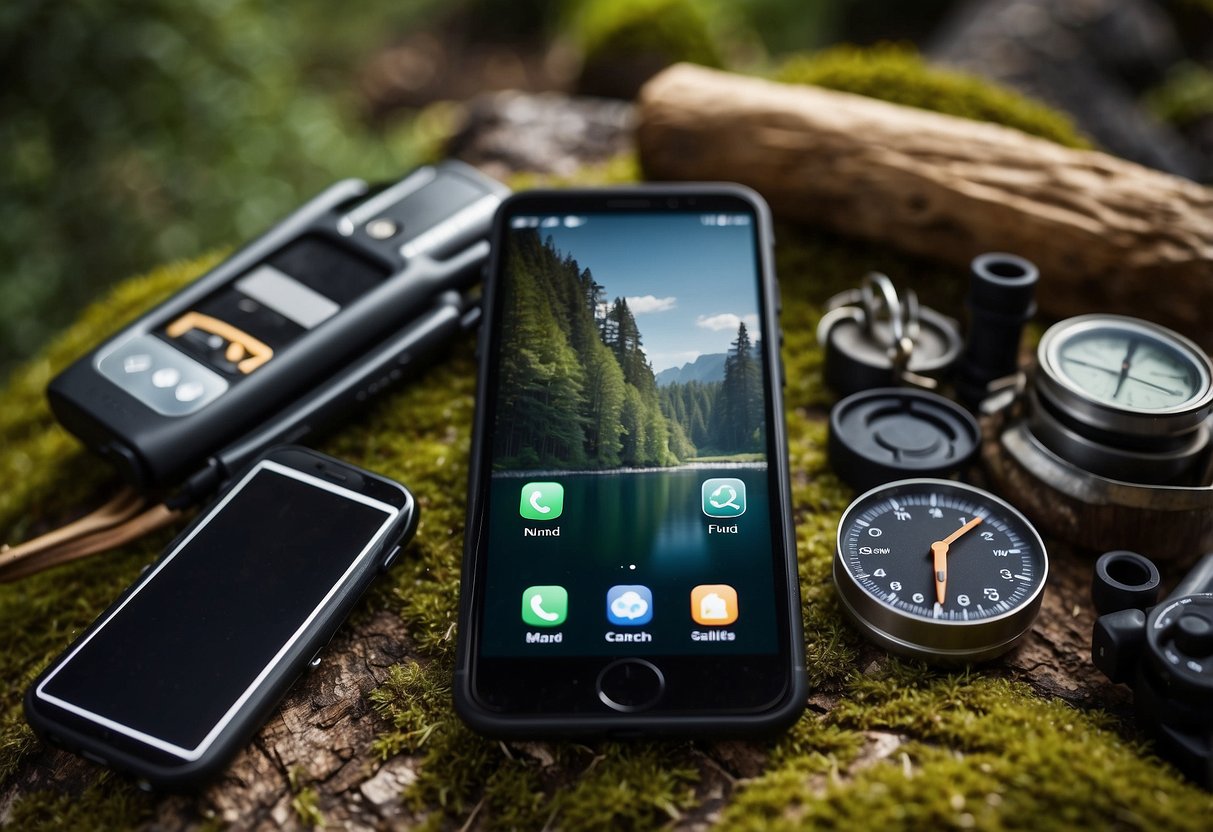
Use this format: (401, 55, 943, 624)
(37, 462, 395, 759)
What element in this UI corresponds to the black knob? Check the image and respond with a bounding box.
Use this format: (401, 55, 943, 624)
(1092, 551, 1161, 615)
(1174, 612, 1213, 658)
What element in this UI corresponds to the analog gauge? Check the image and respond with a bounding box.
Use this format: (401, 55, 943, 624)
(833, 479, 1048, 663)
(1036, 315, 1213, 438)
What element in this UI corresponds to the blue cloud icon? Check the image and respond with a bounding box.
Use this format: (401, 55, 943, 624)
(606, 585, 653, 626)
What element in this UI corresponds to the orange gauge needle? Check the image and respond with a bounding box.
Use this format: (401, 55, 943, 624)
(930, 516, 983, 606)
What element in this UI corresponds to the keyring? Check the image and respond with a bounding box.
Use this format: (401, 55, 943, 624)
(860, 272, 906, 350)
(817, 272, 962, 397)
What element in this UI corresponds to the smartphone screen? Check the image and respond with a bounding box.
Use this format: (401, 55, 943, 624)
(465, 192, 800, 719)
(33, 458, 401, 762)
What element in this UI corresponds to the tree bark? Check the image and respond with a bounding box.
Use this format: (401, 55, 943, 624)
(636, 63, 1213, 346)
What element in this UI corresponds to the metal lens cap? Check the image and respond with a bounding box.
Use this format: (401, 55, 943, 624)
(828, 388, 981, 492)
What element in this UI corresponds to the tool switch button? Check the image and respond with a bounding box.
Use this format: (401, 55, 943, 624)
(380, 544, 403, 573)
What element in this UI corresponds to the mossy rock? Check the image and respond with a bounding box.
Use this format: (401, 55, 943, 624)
(572, 0, 728, 99)
(3, 155, 1211, 827)
(776, 44, 1093, 149)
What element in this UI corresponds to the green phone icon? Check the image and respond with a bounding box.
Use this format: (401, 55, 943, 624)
(521, 585, 568, 627)
(520, 482, 564, 521)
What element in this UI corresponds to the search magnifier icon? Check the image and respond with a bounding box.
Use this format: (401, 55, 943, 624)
(711, 486, 740, 509)
(702, 478, 747, 518)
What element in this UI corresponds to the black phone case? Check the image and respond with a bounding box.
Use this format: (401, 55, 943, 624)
(48, 162, 508, 493)
(454, 185, 808, 738)
(23, 446, 418, 790)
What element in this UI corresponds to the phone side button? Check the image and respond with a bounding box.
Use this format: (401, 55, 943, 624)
(596, 659, 665, 713)
(380, 544, 403, 573)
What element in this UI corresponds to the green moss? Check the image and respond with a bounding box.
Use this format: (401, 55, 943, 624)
(291, 787, 325, 828)
(555, 745, 699, 829)
(1145, 62, 1213, 127)
(5, 774, 156, 831)
(572, 0, 724, 72)
(370, 660, 454, 758)
(776, 44, 1092, 149)
(723, 668, 1213, 830)
(505, 153, 643, 192)
(370, 659, 699, 830)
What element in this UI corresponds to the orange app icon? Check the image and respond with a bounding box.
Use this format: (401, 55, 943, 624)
(691, 584, 738, 626)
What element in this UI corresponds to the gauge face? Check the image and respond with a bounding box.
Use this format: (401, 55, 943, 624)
(1054, 327, 1203, 411)
(1040, 316, 1213, 419)
(833, 479, 1048, 661)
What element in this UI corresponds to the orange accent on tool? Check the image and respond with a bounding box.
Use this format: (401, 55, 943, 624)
(166, 312, 273, 373)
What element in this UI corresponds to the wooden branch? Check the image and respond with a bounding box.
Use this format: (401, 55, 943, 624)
(637, 64, 1213, 344)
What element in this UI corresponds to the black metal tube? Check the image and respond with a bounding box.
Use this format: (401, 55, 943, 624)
(956, 253, 1038, 407)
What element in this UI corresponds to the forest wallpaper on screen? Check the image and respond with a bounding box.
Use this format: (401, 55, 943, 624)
(494, 229, 766, 470)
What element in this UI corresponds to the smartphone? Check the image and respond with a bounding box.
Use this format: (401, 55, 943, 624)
(24, 446, 417, 789)
(455, 186, 806, 736)
(48, 161, 508, 493)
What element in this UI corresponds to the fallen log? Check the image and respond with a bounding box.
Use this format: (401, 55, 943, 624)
(636, 63, 1213, 345)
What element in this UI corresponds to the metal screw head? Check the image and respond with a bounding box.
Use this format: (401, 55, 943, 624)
(365, 218, 398, 240)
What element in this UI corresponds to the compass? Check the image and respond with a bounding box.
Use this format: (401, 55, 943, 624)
(833, 479, 1048, 663)
(1031, 314, 1213, 483)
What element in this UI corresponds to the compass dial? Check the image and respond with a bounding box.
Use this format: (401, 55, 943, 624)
(1036, 315, 1213, 438)
(1055, 328, 1202, 411)
(834, 479, 1048, 662)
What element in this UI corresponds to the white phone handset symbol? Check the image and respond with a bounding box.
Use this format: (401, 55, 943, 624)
(529, 489, 552, 514)
(530, 593, 560, 622)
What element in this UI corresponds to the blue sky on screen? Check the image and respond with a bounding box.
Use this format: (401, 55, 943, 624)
(535, 212, 761, 373)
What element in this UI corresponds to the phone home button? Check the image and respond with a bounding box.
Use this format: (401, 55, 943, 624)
(597, 659, 665, 713)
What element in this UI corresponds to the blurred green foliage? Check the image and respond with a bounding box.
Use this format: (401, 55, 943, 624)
(1146, 62, 1213, 126)
(0, 0, 441, 373)
(573, 0, 724, 68)
(777, 44, 1093, 148)
(1, 1, 1103, 375)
